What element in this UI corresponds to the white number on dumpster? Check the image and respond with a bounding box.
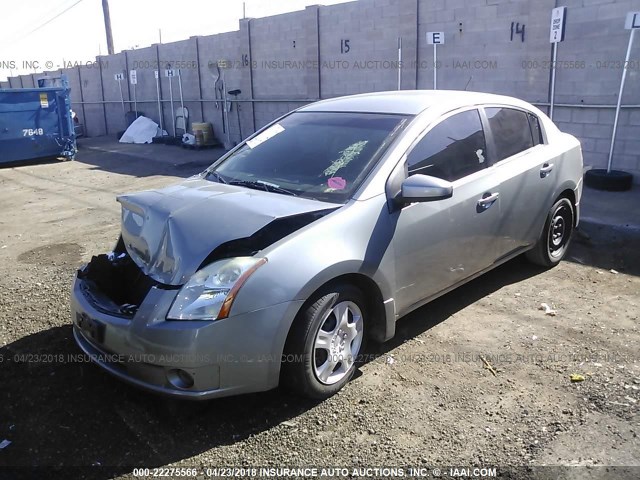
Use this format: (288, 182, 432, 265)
(23, 128, 44, 136)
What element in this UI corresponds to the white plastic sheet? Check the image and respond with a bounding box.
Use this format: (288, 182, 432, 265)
(119, 116, 159, 144)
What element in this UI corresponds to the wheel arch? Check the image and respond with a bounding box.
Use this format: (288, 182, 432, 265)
(286, 271, 394, 349)
(554, 187, 577, 227)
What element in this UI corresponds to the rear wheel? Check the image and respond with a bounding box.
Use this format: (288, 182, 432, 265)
(281, 285, 366, 399)
(525, 197, 574, 268)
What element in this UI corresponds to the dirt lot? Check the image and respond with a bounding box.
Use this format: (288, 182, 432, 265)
(0, 141, 638, 479)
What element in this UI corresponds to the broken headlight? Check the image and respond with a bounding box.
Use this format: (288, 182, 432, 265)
(167, 257, 267, 321)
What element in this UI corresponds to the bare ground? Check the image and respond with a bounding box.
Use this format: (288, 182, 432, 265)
(0, 144, 638, 479)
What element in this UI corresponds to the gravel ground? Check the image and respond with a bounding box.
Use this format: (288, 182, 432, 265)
(0, 144, 638, 479)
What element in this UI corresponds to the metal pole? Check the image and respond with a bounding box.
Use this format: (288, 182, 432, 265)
(433, 44, 437, 90)
(118, 78, 125, 114)
(178, 70, 185, 113)
(98, 57, 109, 135)
(194, 37, 205, 123)
(607, 28, 636, 173)
(222, 74, 231, 147)
(101, 0, 115, 55)
(77, 67, 87, 135)
(133, 82, 137, 116)
(177, 69, 185, 135)
(549, 42, 558, 120)
(168, 74, 176, 137)
(397, 37, 402, 90)
(155, 71, 163, 135)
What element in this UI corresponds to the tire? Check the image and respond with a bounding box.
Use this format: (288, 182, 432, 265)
(584, 169, 633, 192)
(525, 197, 575, 268)
(281, 284, 367, 399)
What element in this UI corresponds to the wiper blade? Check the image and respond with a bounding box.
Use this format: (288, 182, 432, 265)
(204, 170, 228, 184)
(229, 180, 297, 196)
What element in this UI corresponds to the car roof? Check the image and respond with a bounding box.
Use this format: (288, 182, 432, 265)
(298, 90, 534, 116)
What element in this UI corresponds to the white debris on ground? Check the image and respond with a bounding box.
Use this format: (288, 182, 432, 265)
(119, 116, 159, 144)
(539, 303, 557, 316)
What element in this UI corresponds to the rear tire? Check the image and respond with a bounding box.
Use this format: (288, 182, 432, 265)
(525, 197, 574, 268)
(281, 285, 366, 399)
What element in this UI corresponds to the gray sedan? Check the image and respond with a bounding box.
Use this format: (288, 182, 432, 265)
(71, 91, 583, 399)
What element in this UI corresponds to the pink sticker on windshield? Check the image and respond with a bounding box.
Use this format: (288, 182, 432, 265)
(328, 177, 347, 190)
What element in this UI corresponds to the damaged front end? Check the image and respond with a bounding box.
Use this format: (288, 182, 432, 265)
(77, 238, 168, 318)
(77, 209, 337, 319)
(117, 180, 341, 286)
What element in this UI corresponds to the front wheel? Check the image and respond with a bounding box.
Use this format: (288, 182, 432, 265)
(281, 285, 366, 399)
(525, 197, 574, 268)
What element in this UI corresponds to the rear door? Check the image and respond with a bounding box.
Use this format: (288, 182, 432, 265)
(482, 107, 556, 257)
(391, 108, 502, 315)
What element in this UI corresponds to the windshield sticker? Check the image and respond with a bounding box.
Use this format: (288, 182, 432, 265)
(476, 148, 485, 163)
(327, 177, 347, 190)
(246, 123, 285, 149)
(323, 140, 368, 176)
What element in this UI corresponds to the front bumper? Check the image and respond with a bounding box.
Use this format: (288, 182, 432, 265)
(71, 275, 303, 400)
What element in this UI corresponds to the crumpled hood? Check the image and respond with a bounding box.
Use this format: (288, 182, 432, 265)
(117, 178, 339, 285)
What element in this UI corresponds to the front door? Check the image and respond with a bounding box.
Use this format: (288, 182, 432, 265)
(391, 109, 502, 315)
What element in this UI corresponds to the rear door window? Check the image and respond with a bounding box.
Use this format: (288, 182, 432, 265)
(485, 107, 534, 161)
(407, 109, 488, 182)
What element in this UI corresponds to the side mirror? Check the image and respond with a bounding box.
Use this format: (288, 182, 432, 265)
(401, 174, 453, 203)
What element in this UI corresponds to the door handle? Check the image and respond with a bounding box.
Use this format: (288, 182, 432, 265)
(477, 192, 499, 209)
(540, 163, 554, 177)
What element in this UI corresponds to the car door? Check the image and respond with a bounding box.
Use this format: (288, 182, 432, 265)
(483, 107, 556, 257)
(390, 108, 502, 315)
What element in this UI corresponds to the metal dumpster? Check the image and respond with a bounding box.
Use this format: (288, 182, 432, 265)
(0, 75, 76, 164)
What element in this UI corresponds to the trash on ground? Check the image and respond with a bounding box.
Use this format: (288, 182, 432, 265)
(539, 303, 557, 316)
(570, 374, 585, 382)
(182, 133, 196, 145)
(280, 420, 298, 427)
(0, 439, 11, 450)
(610, 269, 619, 274)
(480, 355, 497, 377)
(119, 116, 159, 144)
(386, 356, 395, 365)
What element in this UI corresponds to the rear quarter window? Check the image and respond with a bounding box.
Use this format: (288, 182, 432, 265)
(528, 113, 544, 146)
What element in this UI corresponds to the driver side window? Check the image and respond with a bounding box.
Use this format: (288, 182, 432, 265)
(407, 109, 487, 182)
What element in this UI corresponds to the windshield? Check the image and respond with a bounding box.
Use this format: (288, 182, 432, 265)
(206, 111, 409, 202)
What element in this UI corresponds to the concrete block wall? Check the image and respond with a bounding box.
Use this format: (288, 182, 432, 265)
(417, 0, 555, 101)
(319, 0, 418, 96)
(197, 29, 248, 145)
(157, 38, 203, 136)
(125, 45, 164, 130)
(75, 63, 107, 137)
(19, 75, 36, 88)
(5, 0, 638, 178)
(99, 52, 130, 134)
